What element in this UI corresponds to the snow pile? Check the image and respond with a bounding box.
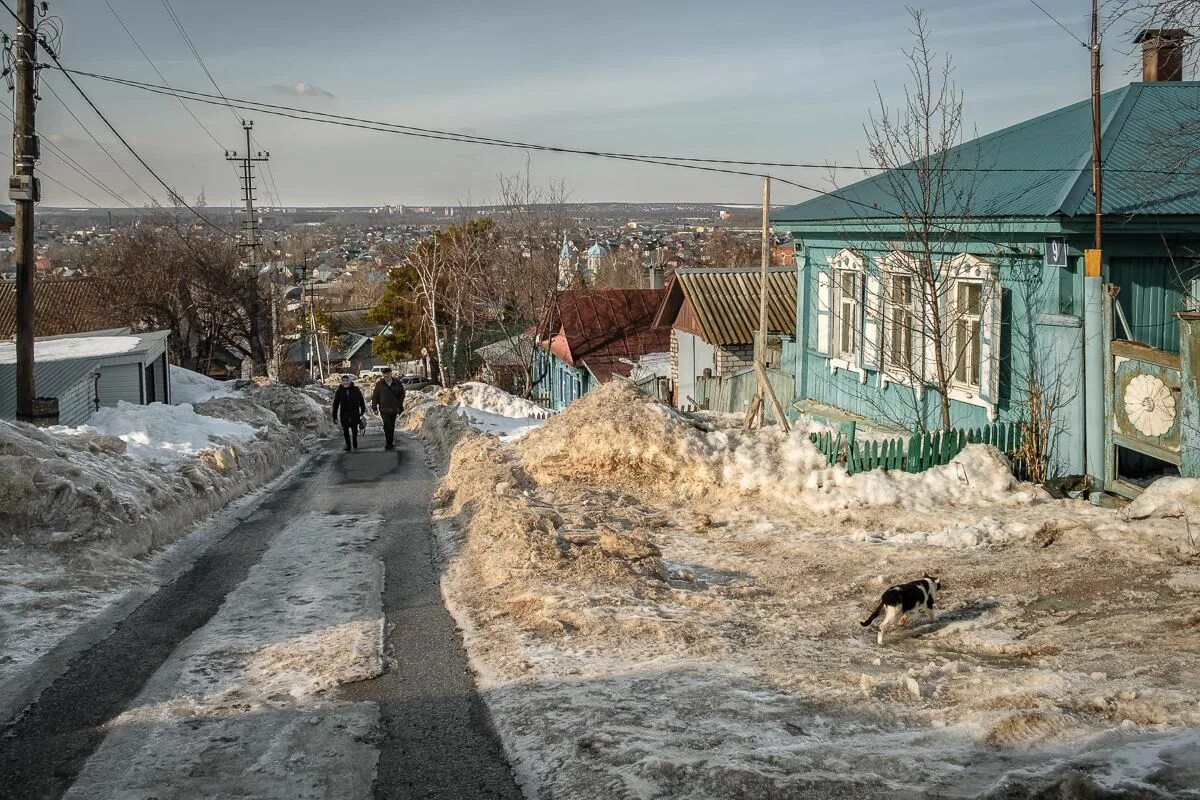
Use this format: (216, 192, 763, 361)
(169, 366, 239, 405)
(439, 381, 548, 418)
(52, 401, 257, 461)
(1124, 476, 1200, 521)
(515, 380, 1040, 514)
(0, 384, 322, 687)
(246, 384, 329, 438)
(400, 374, 1200, 799)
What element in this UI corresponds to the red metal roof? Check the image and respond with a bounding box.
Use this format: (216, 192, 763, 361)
(543, 288, 671, 383)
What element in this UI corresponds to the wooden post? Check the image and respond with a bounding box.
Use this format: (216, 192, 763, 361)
(745, 176, 789, 431)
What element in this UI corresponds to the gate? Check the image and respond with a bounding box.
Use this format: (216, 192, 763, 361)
(1104, 292, 1185, 498)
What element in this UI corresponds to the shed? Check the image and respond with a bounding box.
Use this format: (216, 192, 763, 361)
(656, 267, 798, 409)
(0, 328, 171, 426)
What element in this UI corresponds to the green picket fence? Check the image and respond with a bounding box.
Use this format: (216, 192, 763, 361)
(810, 420, 1025, 476)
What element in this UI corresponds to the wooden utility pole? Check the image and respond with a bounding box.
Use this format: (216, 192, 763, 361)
(745, 176, 790, 431)
(11, 0, 39, 421)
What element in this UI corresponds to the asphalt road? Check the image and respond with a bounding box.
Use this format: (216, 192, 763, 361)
(0, 432, 522, 800)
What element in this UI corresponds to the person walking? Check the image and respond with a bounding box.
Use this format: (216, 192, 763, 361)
(332, 374, 367, 452)
(370, 366, 406, 450)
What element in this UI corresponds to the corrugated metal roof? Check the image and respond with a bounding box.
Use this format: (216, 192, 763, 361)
(544, 289, 671, 383)
(0, 278, 112, 338)
(773, 82, 1200, 223)
(674, 267, 797, 345)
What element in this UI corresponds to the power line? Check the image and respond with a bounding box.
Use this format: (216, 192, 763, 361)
(158, 0, 241, 125)
(51, 67, 1028, 254)
(102, 0, 228, 151)
(1026, 0, 1089, 48)
(55, 66, 1192, 178)
(0, 0, 235, 236)
(0, 99, 136, 207)
(39, 77, 156, 206)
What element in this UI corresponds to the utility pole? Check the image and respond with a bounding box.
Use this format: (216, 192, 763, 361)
(225, 120, 274, 376)
(10, 0, 40, 421)
(745, 176, 790, 432)
(1081, 0, 1105, 495)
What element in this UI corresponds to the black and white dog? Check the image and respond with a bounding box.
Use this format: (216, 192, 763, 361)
(861, 574, 940, 645)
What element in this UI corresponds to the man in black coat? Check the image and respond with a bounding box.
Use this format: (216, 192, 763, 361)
(332, 374, 367, 452)
(370, 366, 406, 450)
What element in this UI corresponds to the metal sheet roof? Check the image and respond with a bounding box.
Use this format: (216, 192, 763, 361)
(544, 289, 671, 383)
(674, 267, 797, 345)
(0, 278, 111, 338)
(773, 82, 1200, 224)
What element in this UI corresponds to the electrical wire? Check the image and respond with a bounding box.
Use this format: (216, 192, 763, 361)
(53, 66, 1193, 178)
(1025, 0, 1090, 48)
(0, 100, 136, 207)
(0, 0, 236, 237)
(102, 0, 228, 151)
(158, 0, 241, 126)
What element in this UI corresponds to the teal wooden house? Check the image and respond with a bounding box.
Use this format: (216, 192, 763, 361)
(773, 38, 1200, 487)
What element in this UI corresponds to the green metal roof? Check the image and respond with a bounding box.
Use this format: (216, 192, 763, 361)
(773, 82, 1200, 224)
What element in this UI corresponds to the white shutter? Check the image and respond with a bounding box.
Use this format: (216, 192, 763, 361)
(861, 272, 882, 371)
(816, 268, 832, 355)
(978, 275, 1001, 412)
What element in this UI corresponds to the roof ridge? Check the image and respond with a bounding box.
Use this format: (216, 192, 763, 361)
(1054, 83, 1139, 215)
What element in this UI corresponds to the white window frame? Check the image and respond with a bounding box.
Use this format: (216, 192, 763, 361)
(825, 249, 865, 380)
(949, 278, 983, 392)
(942, 254, 998, 419)
(882, 271, 917, 380)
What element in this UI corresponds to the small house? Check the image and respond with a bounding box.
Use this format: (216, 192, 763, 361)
(0, 328, 171, 426)
(655, 267, 798, 411)
(773, 33, 1200, 484)
(533, 288, 670, 410)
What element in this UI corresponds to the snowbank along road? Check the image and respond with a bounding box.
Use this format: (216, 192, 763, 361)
(0, 431, 522, 800)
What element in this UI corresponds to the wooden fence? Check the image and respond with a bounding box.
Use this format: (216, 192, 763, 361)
(810, 420, 1025, 476)
(694, 366, 794, 422)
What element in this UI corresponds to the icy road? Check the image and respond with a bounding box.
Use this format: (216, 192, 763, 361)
(0, 432, 522, 800)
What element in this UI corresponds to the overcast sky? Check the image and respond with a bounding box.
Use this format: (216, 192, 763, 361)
(17, 0, 1151, 208)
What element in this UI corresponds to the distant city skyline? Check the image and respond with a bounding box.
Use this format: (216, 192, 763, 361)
(19, 1, 1154, 209)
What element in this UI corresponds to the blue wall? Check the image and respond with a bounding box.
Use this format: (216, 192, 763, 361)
(533, 349, 593, 411)
(784, 229, 1090, 476)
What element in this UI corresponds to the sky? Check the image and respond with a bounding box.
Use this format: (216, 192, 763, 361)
(7, 0, 1159, 208)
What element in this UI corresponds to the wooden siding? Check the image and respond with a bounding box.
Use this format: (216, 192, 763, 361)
(1109, 256, 1188, 354)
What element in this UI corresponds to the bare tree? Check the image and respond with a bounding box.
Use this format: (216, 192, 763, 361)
(405, 218, 495, 386)
(489, 165, 571, 395)
(825, 8, 990, 432)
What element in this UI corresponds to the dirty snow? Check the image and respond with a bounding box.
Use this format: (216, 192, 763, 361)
(0, 335, 140, 364)
(64, 512, 383, 800)
(407, 379, 1200, 800)
(169, 365, 240, 405)
(0, 386, 318, 708)
(51, 401, 257, 461)
(442, 381, 549, 419)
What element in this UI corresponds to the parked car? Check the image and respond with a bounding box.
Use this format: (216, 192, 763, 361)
(400, 373, 435, 392)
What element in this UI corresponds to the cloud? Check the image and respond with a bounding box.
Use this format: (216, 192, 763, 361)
(45, 132, 85, 147)
(270, 82, 335, 100)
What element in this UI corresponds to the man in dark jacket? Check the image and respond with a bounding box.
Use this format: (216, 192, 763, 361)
(370, 366, 406, 450)
(332, 374, 367, 452)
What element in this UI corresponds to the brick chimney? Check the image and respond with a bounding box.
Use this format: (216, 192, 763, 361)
(1134, 29, 1191, 82)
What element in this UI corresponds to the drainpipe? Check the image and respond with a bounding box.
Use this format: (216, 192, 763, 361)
(1083, 254, 1106, 497)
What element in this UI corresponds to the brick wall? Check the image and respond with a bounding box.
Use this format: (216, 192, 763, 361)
(715, 343, 754, 376)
